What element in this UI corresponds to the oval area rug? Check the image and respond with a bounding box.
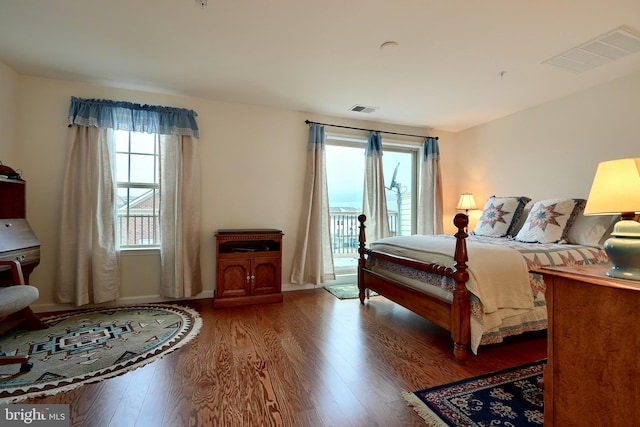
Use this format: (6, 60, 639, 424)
(0, 304, 202, 403)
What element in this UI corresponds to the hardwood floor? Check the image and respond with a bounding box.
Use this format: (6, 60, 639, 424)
(23, 289, 546, 426)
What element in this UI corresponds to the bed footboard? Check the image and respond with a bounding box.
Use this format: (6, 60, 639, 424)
(357, 214, 471, 363)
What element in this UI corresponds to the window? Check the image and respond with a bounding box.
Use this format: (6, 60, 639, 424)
(114, 130, 160, 248)
(326, 135, 419, 273)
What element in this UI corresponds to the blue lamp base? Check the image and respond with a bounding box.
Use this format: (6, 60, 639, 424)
(604, 219, 640, 281)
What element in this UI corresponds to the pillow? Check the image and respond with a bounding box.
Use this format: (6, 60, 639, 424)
(515, 198, 586, 243)
(510, 199, 535, 237)
(566, 213, 619, 247)
(472, 196, 531, 238)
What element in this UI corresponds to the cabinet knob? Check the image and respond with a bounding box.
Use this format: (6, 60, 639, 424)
(4, 223, 11, 227)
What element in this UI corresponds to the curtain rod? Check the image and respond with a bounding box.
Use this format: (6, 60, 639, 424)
(304, 120, 437, 140)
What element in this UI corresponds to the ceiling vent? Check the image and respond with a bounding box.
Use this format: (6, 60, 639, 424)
(543, 26, 640, 73)
(349, 104, 378, 114)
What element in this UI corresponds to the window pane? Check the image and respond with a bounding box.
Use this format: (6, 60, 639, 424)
(114, 130, 129, 152)
(114, 130, 161, 248)
(116, 187, 159, 246)
(116, 187, 129, 211)
(130, 132, 157, 154)
(129, 154, 157, 184)
(383, 150, 414, 236)
(115, 153, 130, 182)
(130, 187, 155, 202)
(326, 145, 363, 271)
(326, 145, 364, 210)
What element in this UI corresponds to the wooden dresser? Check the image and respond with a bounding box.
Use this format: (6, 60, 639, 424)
(214, 229, 283, 308)
(537, 264, 640, 426)
(0, 175, 40, 285)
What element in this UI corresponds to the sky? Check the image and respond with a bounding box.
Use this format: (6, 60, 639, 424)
(325, 144, 413, 211)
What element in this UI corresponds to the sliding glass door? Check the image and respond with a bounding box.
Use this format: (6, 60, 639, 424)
(325, 135, 418, 276)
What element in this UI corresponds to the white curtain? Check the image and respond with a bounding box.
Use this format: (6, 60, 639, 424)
(56, 126, 120, 306)
(291, 124, 335, 284)
(417, 137, 444, 234)
(159, 135, 203, 298)
(56, 97, 201, 305)
(362, 131, 391, 243)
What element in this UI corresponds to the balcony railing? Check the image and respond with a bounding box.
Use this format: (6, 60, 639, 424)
(330, 211, 397, 256)
(117, 214, 159, 247)
(116, 211, 398, 251)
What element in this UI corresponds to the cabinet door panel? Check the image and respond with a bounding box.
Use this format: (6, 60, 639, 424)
(217, 259, 251, 298)
(252, 258, 280, 294)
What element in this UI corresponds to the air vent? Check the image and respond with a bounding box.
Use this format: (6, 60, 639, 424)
(350, 104, 378, 114)
(543, 26, 640, 73)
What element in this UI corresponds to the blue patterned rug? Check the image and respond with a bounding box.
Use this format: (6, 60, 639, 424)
(403, 360, 545, 426)
(0, 304, 201, 403)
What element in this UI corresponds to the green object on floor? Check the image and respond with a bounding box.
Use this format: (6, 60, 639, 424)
(324, 284, 378, 300)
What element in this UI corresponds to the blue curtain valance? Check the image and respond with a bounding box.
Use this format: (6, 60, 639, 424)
(365, 131, 383, 156)
(423, 137, 439, 161)
(308, 123, 325, 150)
(67, 97, 199, 138)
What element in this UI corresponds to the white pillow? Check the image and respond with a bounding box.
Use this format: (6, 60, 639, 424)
(566, 213, 618, 247)
(515, 198, 585, 243)
(472, 196, 530, 238)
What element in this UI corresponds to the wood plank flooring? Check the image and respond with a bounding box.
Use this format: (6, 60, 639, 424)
(22, 289, 546, 426)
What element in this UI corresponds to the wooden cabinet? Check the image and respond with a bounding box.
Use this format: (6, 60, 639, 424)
(537, 264, 640, 426)
(214, 229, 283, 308)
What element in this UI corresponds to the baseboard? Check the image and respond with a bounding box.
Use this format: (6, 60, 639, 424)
(33, 284, 329, 314)
(282, 283, 318, 292)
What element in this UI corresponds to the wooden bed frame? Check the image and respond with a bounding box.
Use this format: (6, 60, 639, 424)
(357, 213, 472, 363)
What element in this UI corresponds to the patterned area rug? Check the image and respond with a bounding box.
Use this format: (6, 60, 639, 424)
(403, 360, 545, 426)
(0, 304, 201, 403)
(324, 284, 378, 299)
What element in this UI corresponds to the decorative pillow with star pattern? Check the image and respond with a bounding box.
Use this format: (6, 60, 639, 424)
(515, 198, 586, 243)
(472, 196, 531, 238)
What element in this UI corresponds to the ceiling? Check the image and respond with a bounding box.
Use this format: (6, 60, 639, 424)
(2, 1, 640, 132)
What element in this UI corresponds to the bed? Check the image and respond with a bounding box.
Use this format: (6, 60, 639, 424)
(356, 196, 616, 363)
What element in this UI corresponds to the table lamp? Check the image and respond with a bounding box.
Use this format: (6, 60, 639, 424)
(584, 158, 640, 280)
(456, 193, 477, 214)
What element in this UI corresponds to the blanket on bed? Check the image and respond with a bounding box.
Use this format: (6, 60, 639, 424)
(370, 235, 536, 353)
(368, 234, 609, 354)
(370, 235, 533, 315)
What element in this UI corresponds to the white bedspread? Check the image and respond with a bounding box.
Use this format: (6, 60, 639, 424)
(370, 235, 534, 352)
(371, 235, 533, 313)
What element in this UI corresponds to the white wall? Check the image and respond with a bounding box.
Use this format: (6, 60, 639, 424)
(0, 62, 18, 164)
(457, 70, 640, 229)
(9, 64, 640, 312)
(7, 71, 458, 311)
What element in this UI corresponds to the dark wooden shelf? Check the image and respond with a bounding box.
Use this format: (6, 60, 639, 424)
(214, 229, 283, 308)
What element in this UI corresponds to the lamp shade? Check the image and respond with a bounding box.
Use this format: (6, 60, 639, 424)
(584, 158, 640, 280)
(456, 193, 477, 211)
(584, 158, 640, 215)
